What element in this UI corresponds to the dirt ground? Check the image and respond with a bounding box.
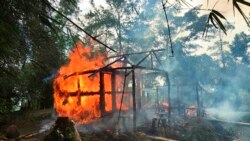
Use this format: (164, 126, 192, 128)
(0, 109, 175, 141)
(0, 109, 54, 136)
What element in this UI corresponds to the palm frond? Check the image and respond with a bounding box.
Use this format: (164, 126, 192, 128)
(233, 0, 250, 26)
(203, 10, 227, 37)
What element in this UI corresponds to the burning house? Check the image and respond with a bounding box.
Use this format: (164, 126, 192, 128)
(53, 40, 170, 131)
(53, 41, 128, 124)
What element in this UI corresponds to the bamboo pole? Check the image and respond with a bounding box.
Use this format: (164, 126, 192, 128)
(132, 68, 137, 131)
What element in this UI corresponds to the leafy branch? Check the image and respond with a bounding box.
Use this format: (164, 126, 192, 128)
(232, 0, 250, 26)
(203, 10, 228, 37)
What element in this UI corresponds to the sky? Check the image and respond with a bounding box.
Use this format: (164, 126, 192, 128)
(77, 0, 249, 36)
(78, 0, 250, 26)
(75, 0, 249, 58)
(77, 0, 250, 30)
(162, 0, 250, 57)
(193, 0, 250, 33)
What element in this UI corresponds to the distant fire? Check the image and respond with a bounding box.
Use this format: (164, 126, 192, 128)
(187, 105, 196, 117)
(53, 41, 128, 124)
(162, 101, 169, 107)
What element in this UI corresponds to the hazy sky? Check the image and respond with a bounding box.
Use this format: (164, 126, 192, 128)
(78, 0, 249, 30)
(76, 0, 249, 57)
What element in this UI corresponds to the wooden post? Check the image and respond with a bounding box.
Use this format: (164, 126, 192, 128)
(111, 71, 116, 111)
(136, 71, 142, 110)
(99, 71, 105, 116)
(132, 68, 136, 131)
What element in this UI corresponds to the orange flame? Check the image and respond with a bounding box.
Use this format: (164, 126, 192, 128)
(53, 41, 129, 124)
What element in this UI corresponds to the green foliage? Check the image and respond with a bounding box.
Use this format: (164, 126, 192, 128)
(204, 10, 227, 37)
(232, 0, 250, 26)
(84, 0, 141, 52)
(59, 0, 79, 15)
(0, 0, 77, 113)
(231, 32, 250, 63)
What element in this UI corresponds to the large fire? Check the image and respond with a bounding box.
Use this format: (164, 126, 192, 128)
(53, 41, 129, 124)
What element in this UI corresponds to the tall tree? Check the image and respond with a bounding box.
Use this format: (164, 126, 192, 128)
(0, 0, 79, 112)
(231, 32, 250, 64)
(84, 0, 142, 53)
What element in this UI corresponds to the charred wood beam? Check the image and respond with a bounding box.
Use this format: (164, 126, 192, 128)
(118, 66, 167, 72)
(126, 53, 151, 76)
(136, 72, 142, 109)
(122, 55, 134, 66)
(152, 51, 163, 66)
(118, 69, 128, 123)
(132, 68, 136, 131)
(77, 76, 81, 105)
(59, 91, 132, 97)
(63, 66, 167, 80)
(63, 67, 125, 80)
(111, 72, 116, 111)
(107, 48, 167, 59)
(64, 70, 97, 80)
(88, 57, 124, 78)
(99, 71, 105, 116)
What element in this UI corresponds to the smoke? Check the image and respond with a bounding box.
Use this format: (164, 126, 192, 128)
(206, 101, 243, 121)
(76, 109, 154, 133)
(42, 69, 57, 82)
(39, 112, 57, 133)
(125, 1, 250, 140)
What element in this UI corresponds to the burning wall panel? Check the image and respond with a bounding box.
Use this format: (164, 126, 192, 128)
(53, 41, 129, 124)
